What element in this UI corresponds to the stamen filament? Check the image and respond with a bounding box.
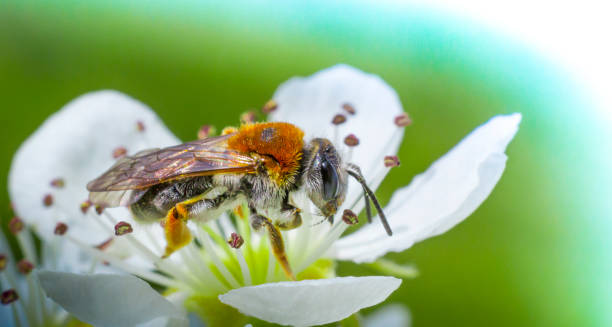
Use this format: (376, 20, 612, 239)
(235, 249, 251, 286)
(65, 236, 183, 289)
(200, 232, 240, 289)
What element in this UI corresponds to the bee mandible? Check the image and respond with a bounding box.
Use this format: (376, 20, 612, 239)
(87, 122, 392, 279)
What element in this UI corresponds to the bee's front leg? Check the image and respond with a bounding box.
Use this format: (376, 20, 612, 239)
(250, 210, 295, 281)
(276, 199, 303, 230)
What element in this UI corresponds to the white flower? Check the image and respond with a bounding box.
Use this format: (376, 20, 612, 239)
(0, 220, 80, 326)
(8, 65, 521, 326)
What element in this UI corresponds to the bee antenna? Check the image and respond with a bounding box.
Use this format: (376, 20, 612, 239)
(346, 164, 393, 236)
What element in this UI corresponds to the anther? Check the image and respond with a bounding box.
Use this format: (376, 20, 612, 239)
(17, 260, 34, 275)
(394, 113, 412, 127)
(8, 217, 24, 234)
(0, 254, 7, 271)
(227, 232, 244, 249)
(344, 134, 360, 147)
(54, 222, 68, 235)
(80, 200, 92, 214)
(114, 221, 133, 236)
(50, 178, 65, 188)
(198, 125, 216, 139)
(43, 194, 54, 207)
(136, 120, 146, 132)
(240, 111, 257, 124)
(384, 155, 400, 167)
(95, 238, 113, 250)
(1, 290, 18, 305)
(332, 114, 347, 125)
(342, 103, 356, 115)
(221, 126, 238, 135)
(94, 205, 105, 215)
(113, 146, 127, 159)
(342, 209, 359, 225)
(262, 100, 278, 114)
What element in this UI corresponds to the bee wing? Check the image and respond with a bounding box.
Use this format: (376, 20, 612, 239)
(87, 134, 257, 206)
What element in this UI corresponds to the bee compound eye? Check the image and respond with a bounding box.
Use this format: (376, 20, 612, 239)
(321, 158, 339, 201)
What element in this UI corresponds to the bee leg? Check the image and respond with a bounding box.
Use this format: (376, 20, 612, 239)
(251, 213, 295, 281)
(162, 194, 207, 258)
(276, 201, 303, 230)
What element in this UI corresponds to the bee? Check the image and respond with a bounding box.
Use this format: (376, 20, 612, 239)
(87, 122, 391, 279)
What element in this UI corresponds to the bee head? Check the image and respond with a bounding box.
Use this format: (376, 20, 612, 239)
(302, 138, 347, 222)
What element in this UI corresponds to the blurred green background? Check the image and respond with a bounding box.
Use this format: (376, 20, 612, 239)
(1, 1, 609, 326)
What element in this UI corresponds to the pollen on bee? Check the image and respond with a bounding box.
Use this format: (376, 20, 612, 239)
(240, 111, 257, 124)
(227, 122, 304, 185)
(222, 126, 239, 135)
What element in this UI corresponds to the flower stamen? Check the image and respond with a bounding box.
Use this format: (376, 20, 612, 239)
(17, 260, 34, 275)
(262, 100, 278, 114)
(1, 289, 18, 305)
(8, 217, 24, 234)
(394, 113, 412, 127)
(342, 103, 356, 115)
(54, 222, 68, 235)
(114, 222, 133, 236)
(50, 178, 65, 188)
(112, 147, 127, 159)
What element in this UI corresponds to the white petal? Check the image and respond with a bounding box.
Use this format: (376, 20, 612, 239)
(219, 276, 401, 326)
(364, 304, 411, 327)
(334, 113, 521, 262)
(9, 90, 179, 243)
(270, 64, 405, 191)
(38, 271, 187, 327)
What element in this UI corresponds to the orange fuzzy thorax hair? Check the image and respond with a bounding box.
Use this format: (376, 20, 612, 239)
(227, 122, 304, 185)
